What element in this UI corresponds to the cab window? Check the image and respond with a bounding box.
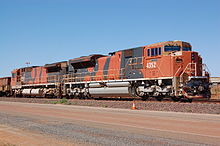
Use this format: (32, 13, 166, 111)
(164, 46, 181, 52)
(155, 48, 158, 56)
(183, 47, 191, 51)
(158, 47, 161, 55)
(147, 49, 150, 56)
(151, 48, 155, 56)
(147, 47, 162, 57)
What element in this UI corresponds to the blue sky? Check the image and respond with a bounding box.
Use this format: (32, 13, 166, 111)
(0, 0, 219, 77)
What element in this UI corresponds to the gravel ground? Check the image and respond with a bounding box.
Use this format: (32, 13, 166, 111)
(0, 112, 206, 146)
(0, 97, 219, 114)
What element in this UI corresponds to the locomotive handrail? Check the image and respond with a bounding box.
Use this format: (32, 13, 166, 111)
(180, 63, 197, 83)
(62, 68, 126, 83)
(202, 64, 210, 77)
(13, 69, 125, 85)
(174, 66, 182, 77)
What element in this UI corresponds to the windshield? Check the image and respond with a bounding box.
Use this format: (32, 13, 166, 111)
(164, 46, 181, 52)
(183, 47, 191, 51)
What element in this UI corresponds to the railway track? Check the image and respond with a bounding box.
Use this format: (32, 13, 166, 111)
(1, 96, 220, 107)
(1, 96, 220, 104)
(95, 97, 220, 104)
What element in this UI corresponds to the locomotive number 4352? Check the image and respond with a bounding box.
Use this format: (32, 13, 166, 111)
(146, 62, 156, 68)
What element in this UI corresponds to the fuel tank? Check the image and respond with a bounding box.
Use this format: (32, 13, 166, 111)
(89, 87, 130, 97)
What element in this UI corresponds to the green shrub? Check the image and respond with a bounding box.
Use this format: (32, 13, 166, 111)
(49, 98, 68, 104)
(59, 98, 68, 104)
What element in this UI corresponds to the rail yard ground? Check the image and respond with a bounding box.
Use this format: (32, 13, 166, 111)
(0, 101, 219, 146)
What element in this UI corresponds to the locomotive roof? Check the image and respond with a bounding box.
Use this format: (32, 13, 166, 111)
(19, 66, 39, 70)
(44, 61, 67, 68)
(145, 40, 191, 47)
(113, 40, 191, 53)
(69, 54, 106, 64)
(0, 77, 11, 79)
(11, 66, 42, 73)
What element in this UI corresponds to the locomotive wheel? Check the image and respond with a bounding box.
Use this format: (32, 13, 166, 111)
(79, 94, 85, 99)
(187, 98, 193, 103)
(72, 93, 78, 99)
(128, 85, 139, 97)
(43, 94, 47, 98)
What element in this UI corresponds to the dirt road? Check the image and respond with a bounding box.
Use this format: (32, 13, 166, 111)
(0, 101, 219, 146)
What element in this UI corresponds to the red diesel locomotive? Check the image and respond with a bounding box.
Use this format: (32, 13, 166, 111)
(1, 41, 210, 101)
